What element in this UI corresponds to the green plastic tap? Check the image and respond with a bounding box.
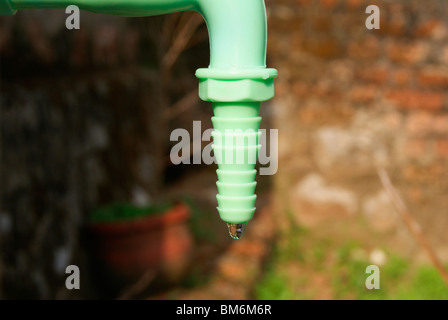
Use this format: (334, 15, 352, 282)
(0, 0, 277, 239)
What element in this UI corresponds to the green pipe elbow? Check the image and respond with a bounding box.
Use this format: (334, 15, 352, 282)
(0, 0, 15, 14)
(1, 0, 197, 16)
(2, 0, 269, 70)
(196, 0, 267, 69)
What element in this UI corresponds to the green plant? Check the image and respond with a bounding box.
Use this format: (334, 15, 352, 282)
(254, 213, 308, 300)
(393, 266, 448, 300)
(331, 243, 448, 300)
(255, 266, 296, 300)
(256, 222, 448, 300)
(332, 243, 410, 300)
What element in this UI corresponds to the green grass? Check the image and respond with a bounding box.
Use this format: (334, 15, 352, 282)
(332, 243, 448, 300)
(254, 216, 309, 300)
(333, 247, 408, 300)
(256, 270, 296, 300)
(255, 226, 448, 300)
(332, 241, 448, 300)
(393, 267, 448, 300)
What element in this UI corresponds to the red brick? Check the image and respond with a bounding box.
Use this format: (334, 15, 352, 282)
(381, 19, 406, 37)
(391, 68, 413, 86)
(345, 0, 362, 9)
(406, 112, 433, 136)
(270, 15, 303, 33)
(310, 83, 329, 96)
(433, 115, 448, 134)
(439, 45, 448, 64)
(309, 82, 342, 99)
(296, 0, 312, 6)
(348, 36, 380, 60)
(312, 14, 332, 32)
(275, 80, 290, 96)
(384, 112, 403, 130)
(386, 41, 430, 65)
(349, 85, 377, 103)
(320, 0, 339, 9)
(302, 38, 342, 59)
(298, 103, 354, 126)
(404, 139, 428, 158)
(402, 165, 418, 181)
(292, 81, 309, 97)
(385, 89, 444, 111)
(378, 4, 406, 36)
(402, 164, 447, 185)
(357, 66, 389, 84)
(418, 67, 448, 88)
(435, 139, 448, 158)
(406, 187, 424, 204)
(414, 19, 446, 39)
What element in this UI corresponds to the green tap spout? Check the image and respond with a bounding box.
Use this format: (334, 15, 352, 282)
(1, 0, 196, 16)
(0, 0, 277, 239)
(2, 0, 269, 68)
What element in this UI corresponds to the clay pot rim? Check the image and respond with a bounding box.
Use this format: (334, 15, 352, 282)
(89, 203, 190, 235)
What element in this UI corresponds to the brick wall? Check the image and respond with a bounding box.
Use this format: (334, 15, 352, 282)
(268, 0, 448, 259)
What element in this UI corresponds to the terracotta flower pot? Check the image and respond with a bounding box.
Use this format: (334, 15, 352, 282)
(89, 203, 193, 289)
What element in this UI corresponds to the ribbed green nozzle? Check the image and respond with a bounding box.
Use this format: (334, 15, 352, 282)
(196, 67, 277, 230)
(211, 102, 261, 224)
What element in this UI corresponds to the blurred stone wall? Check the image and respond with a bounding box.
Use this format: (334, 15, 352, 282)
(0, 9, 207, 298)
(268, 0, 448, 260)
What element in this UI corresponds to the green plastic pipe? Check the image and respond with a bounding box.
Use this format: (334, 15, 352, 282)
(0, 0, 277, 239)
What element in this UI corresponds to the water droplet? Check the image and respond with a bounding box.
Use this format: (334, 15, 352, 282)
(226, 223, 247, 240)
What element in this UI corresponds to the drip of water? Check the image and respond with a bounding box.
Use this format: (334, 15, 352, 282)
(226, 223, 247, 240)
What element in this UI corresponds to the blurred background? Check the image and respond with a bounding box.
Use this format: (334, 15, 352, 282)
(1, 0, 448, 299)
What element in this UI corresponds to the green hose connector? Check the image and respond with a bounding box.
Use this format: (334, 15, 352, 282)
(196, 68, 277, 230)
(1, 0, 277, 239)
